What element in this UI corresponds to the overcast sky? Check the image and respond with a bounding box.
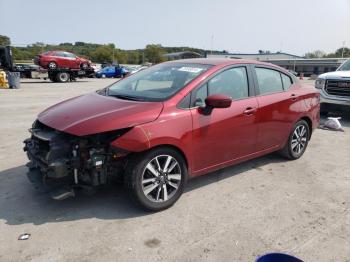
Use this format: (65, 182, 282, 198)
(1, 0, 349, 55)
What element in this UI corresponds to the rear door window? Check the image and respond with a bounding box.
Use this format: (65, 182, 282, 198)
(255, 67, 284, 95)
(53, 51, 65, 57)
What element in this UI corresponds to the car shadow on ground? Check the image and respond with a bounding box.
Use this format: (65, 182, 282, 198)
(0, 153, 285, 226)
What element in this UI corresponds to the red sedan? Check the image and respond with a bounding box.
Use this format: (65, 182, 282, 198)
(34, 50, 91, 70)
(24, 59, 320, 211)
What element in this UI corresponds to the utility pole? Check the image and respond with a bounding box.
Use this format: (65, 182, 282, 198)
(341, 41, 345, 58)
(210, 35, 214, 55)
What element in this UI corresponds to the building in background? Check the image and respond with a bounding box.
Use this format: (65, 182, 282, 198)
(207, 52, 348, 76)
(163, 51, 202, 61)
(207, 52, 302, 60)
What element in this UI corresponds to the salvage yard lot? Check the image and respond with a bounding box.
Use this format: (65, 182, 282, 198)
(0, 78, 350, 262)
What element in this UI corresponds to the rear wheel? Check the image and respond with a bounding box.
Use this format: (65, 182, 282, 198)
(280, 120, 310, 160)
(56, 72, 70, 83)
(125, 147, 187, 211)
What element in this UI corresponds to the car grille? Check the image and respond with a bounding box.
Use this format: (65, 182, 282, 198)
(325, 79, 350, 97)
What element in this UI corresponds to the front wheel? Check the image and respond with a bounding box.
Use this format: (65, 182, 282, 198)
(125, 147, 187, 211)
(80, 63, 89, 70)
(280, 119, 310, 160)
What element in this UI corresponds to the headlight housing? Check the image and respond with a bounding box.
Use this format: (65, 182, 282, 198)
(315, 78, 325, 89)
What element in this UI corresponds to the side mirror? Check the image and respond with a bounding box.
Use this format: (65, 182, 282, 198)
(199, 94, 232, 115)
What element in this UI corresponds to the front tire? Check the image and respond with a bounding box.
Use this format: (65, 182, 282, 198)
(80, 63, 89, 70)
(280, 119, 310, 160)
(125, 147, 187, 211)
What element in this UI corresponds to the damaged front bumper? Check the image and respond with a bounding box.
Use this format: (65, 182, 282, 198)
(23, 120, 130, 200)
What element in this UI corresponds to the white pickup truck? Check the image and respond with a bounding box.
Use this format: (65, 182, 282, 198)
(315, 59, 350, 113)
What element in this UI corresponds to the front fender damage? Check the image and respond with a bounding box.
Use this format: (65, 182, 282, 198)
(111, 126, 151, 152)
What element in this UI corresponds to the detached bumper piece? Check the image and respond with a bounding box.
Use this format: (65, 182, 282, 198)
(23, 126, 76, 199)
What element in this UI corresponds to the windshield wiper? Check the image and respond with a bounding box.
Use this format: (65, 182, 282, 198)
(108, 93, 145, 101)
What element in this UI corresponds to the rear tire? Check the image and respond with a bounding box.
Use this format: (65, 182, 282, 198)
(56, 72, 70, 83)
(125, 147, 187, 211)
(48, 61, 58, 69)
(280, 119, 310, 160)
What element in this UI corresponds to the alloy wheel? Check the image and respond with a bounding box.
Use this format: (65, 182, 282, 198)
(48, 62, 57, 69)
(291, 124, 308, 155)
(141, 155, 182, 203)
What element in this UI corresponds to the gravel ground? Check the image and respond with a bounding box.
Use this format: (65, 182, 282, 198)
(0, 78, 349, 262)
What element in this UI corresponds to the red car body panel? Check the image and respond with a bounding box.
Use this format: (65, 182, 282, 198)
(35, 51, 90, 69)
(37, 59, 320, 178)
(38, 92, 164, 136)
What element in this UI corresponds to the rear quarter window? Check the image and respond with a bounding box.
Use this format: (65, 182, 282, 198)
(281, 73, 293, 90)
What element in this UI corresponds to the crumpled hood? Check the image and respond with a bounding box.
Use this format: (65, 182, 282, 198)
(318, 70, 350, 79)
(38, 92, 163, 136)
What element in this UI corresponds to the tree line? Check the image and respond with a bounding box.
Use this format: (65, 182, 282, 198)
(0, 35, 349, 64)
(0, 35, 209, 64)
(305, 48, 350, 59)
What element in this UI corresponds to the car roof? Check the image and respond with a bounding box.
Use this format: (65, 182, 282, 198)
(170, 58, 278, 67)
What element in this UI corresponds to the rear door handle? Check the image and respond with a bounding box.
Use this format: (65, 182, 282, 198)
(243, 107, 257, 115)
(291, 93, 298, 101)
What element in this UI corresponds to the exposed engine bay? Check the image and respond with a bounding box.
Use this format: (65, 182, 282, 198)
(23, 120, 131, 200)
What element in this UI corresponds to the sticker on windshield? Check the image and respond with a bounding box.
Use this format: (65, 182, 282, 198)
(178, 67, 204, 73)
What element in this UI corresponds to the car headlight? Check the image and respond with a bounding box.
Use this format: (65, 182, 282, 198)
(315, 78, 325, 89)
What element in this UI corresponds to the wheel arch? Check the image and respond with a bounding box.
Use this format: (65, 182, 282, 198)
(281, 115, 313, 149)
(146, 144, 189, 169)
(299, 116, 313, 139)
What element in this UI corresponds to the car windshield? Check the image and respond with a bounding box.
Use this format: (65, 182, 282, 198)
(337, 60, 350, 71)
(106, 62, 212, 101)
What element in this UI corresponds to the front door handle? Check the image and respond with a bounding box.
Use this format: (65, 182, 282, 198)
(243, 107, 257, 115)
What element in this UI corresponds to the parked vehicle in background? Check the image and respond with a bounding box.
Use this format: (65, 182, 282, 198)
(34, 51, 91, 70)
(315, 59, 350, 113)
(90, 63, 101, 73)
(24, 59, 320, 211)
(95, 66, 129, 78)
(126, 65, 149, 75)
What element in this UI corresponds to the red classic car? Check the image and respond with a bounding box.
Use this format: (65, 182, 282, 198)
(34, 50, 91, 70)
(24, 59, 320, 211)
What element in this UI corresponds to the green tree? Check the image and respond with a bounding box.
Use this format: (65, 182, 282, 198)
(145, 44, 165, 63)
(12, 48, 33, 60)
(335, 47, 350, 58)
(90, 45, 113, 63)
(126, 50, 140, 64)
(305, 50, 326, 58)
(0, 35, 11, 46)
(114, 50, 127, 64)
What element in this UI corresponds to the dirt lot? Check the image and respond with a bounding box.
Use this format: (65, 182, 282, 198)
(0, 78, 349, 262)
